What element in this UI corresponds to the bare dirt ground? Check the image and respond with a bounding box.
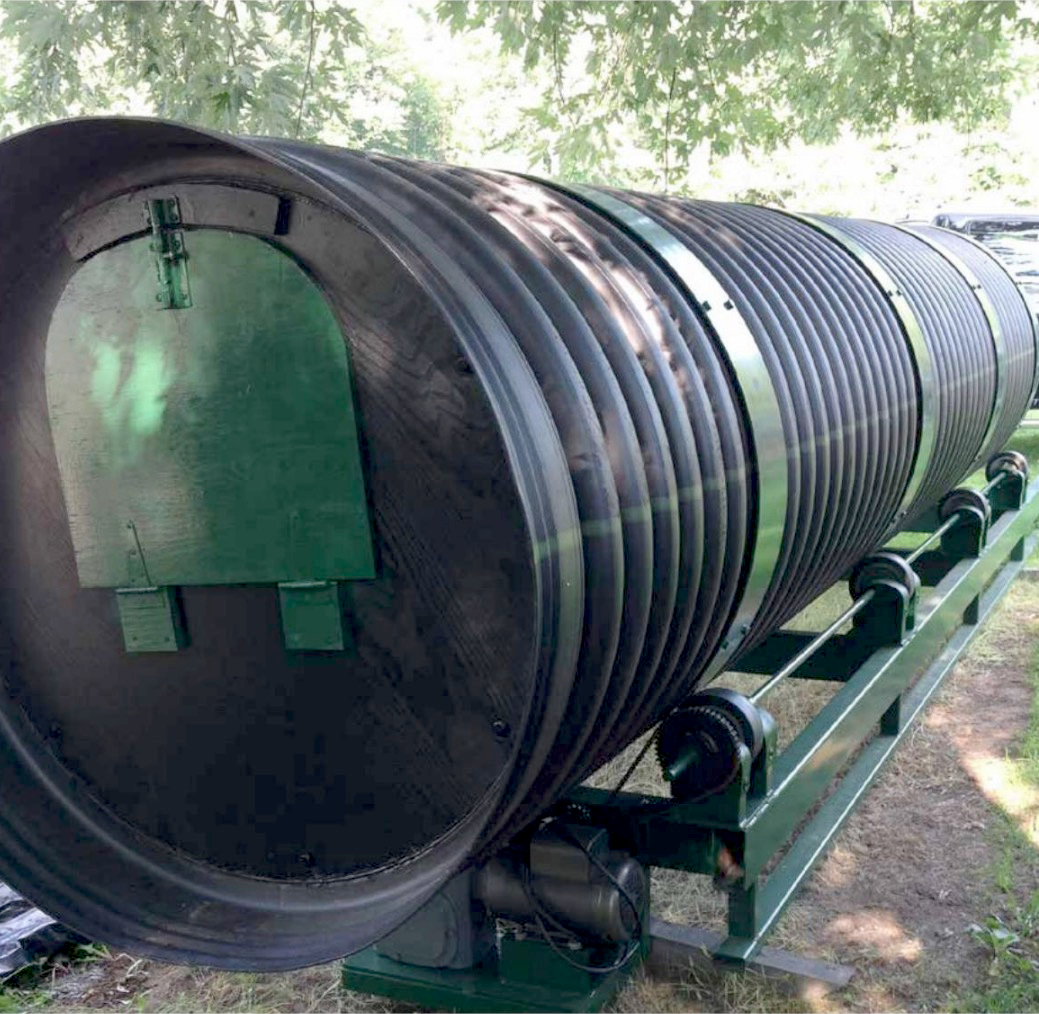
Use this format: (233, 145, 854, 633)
(8, 580, 1039, 1014)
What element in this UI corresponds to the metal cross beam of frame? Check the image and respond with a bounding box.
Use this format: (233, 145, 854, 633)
(646, 918, 854, 998)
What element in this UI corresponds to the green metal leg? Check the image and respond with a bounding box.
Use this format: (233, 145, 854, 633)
(726, 882, 759, 942)
(879, 693, 902, 736)
(715, 536, 1034, 963)
(964, 593, 981, 625)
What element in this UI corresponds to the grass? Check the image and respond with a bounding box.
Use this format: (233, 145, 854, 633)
(0, 943, 110, 1012)
(952, 632, 1039, 1013)
(1010, 641, 1039, 789)
(0, 952, 376, 1014)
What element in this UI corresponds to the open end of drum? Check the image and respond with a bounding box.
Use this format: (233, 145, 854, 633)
(0, 120, 554, 966)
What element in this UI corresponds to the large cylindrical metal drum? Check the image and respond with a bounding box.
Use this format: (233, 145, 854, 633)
(0, 119, 1034, 969)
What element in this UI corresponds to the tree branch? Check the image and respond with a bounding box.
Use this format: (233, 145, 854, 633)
(295, 0, 317, 138)
(662, 65, 677, 192)
(551, 21, 576, 130)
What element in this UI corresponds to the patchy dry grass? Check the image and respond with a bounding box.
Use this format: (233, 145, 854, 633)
(951, 617, 1039, 1013)
(0, 953, 406, 1013)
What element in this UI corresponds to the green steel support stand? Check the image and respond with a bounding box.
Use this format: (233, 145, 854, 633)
(563, 471, 1039, 967)
(344, 470, 1039, 1010)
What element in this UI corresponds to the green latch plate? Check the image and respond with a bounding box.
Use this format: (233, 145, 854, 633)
(278, 581, 346, 652)
(146, 197, 192, 310)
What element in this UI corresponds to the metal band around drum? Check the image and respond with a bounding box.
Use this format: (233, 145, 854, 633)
(780, 212, 937, 522)
(895, 223, 1006, 465)
(928, 225, 1039, 409)
(544, 181, 789, 670)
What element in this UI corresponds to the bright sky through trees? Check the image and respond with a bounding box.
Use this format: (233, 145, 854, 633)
(1, 1, 1038, 217)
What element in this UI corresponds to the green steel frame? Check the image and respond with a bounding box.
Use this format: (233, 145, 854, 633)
(344, 465, 1039, 1011)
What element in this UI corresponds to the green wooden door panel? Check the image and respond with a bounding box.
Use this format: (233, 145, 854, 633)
(46, 229, 374, 588)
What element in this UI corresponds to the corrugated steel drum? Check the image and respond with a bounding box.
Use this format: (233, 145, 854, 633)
(0, 119, 1034, 969)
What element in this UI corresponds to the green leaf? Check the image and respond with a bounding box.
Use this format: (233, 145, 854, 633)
(436, 0, 1024, 179)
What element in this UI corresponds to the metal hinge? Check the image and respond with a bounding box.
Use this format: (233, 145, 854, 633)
(114, 519, 186, 652)
(146, 197, 192, 309)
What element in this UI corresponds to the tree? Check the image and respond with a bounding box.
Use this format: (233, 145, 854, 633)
(438, 1, 1027, 187)
(0, 0, 452, 147)
(328, 25, 451, 160)
(2, 0, 1034, 189)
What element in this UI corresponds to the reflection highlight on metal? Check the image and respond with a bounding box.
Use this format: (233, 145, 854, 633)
(561, 182, 789, 674)
(784, 211, 938, 522)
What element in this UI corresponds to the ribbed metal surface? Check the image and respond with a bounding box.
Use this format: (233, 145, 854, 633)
(618, 197, 919, 642)
(0, 119, 1034, 970)
(817, 217, 998, 511)
(910, 224, 1039, 447)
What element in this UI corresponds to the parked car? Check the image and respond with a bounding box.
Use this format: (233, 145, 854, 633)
(932, 212, 1039, 312)
(932, 212, 1039, 407)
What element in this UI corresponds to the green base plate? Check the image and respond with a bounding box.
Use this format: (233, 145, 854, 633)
(342, 943, 640, 1013)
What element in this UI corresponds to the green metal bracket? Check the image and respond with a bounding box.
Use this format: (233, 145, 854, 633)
(941, 516, 987, 559)
(991, 468, 1027, 513)
(115, 586, 186, 653)
(852, 580, 914, 647)
(114, 519, 185, 653)
(277, 581, 347, 652)
(146, 198, 192, 310)
(938, 489, 990, 560)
